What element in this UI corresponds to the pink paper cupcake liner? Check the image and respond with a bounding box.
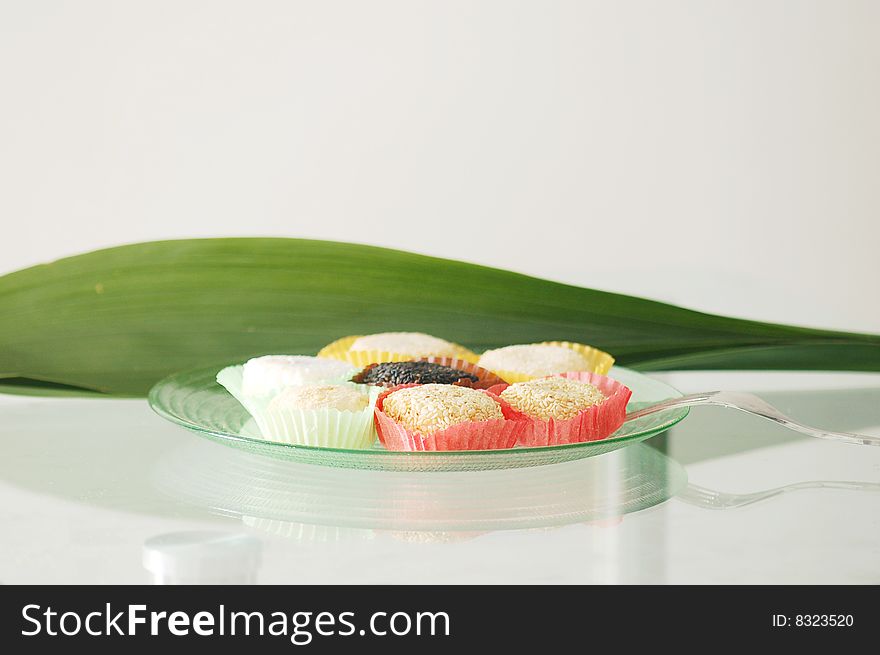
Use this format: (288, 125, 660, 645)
(489, 371, 632, 447)
(374, 384, 529, 452)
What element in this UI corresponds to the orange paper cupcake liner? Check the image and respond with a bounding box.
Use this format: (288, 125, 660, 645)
(374, 384, 529, 452)
(317, 335, 480, 368)
(488, 372, 632, 447)
(351, 357, 505, 390)
(480, 341, 615, 383)
(417, 357, 507, 390)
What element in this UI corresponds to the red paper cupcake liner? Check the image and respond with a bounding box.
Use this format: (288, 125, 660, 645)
(489, 372, 632, 447)
(374, 384, 530, 452)
(417, 357, 507, 390)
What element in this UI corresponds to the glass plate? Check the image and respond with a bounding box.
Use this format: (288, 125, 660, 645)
(148, 365, 688, 471)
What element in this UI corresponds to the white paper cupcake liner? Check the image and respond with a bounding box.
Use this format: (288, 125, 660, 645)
(216, 365, 379, 449)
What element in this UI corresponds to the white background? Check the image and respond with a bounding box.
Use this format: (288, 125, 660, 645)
(1, 0, 878, 332)
(1, 2, 879, 586)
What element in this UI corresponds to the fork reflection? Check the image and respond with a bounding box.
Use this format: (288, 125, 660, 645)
(679, 480, 880, 510)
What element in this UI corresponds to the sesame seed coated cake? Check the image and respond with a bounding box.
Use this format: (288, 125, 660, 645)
(382, 384, 503, 434)
(500, 376, 605, 421)
(267, 384, 369, 413)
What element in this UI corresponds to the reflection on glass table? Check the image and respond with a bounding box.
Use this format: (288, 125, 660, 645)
(143, 531, 262, 584)
(0, 371, 877, 583)
(152, 441, 686, 532)
(680, 480, 880, 510)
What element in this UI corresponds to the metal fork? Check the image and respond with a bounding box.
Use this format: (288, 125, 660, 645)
(625, 390, 880, 447)
(679, 480, 880, 510)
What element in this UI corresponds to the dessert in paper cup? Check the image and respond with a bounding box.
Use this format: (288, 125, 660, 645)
(216, 356, 379, 448)
(374, 384, 529, 452)
(418, 357, 506, 389)
(236, 355, 357, 397)
(488, 372, 632, 447)
(318, 332, 479, 367)
(477, 341, 614, 383)
(351, 357, 505, 390)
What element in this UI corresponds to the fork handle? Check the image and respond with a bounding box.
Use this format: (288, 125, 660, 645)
(625, 390, 880, 447)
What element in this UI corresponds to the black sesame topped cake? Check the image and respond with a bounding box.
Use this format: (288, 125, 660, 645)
(352, 361, 480, 388)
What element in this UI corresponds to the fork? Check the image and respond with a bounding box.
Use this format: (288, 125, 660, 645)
(624, 390, 880, 447)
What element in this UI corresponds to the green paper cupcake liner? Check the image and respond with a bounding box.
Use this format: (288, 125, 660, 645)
(216, 365, 380, 449)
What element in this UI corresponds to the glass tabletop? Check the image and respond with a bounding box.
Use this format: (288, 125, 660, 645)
(1, 370, 878, 584)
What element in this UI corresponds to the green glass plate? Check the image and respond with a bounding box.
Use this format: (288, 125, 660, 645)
(148, 365, 688, 471)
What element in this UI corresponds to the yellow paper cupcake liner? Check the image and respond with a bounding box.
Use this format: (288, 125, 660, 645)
(317, 335, 480, 367)
(482, 341, 615, 383)
(216, 365, 380, 449)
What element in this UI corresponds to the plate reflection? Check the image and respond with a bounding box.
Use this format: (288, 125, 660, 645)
(152, 439, 687, 533)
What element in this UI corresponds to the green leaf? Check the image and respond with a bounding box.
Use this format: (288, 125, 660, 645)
(1, 238, 878, 397)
